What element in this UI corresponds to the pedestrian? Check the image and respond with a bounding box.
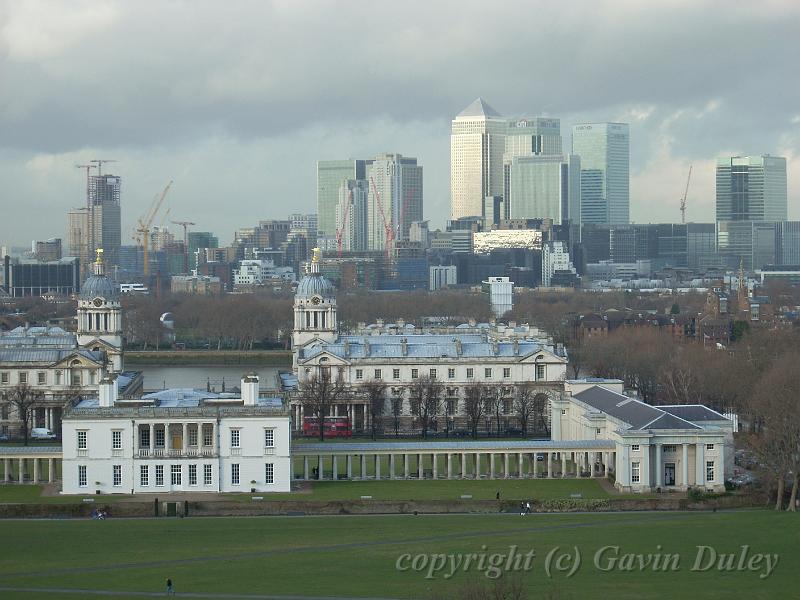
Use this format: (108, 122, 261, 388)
(166, 578, 175, 595)
(496, 491, 500, 500)
(519, 501, 525, 516)
(525, 501, 532, 514)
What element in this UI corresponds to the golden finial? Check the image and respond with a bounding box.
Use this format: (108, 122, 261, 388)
(312, 247, 321, 264)
(95, 248, 104, 264)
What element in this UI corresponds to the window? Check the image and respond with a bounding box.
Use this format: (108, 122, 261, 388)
(230, 429, 240, 448)
(485, 368, 492, 378)
(535, 364, 546, 380)
(411, 369, 419, 379)
(447, 399, 457, 415)
(37, 372, 46, 385)
(596, 428, 602, 435)
(503, 399, 512, 414)
(55, 370, 62, 385)
(265, 463, 274, 484)
(429, 369, 437, 379)
(466, 368, 474, 379)
(171, 464, 182, 485)
(663, 445, 677, 453)
(155, 465, 164, 486)
(113, 465, 122, 487)
(155, 428, 165, 448)
(503, 368, 511, 378)
(140, 465, 149, 486)
(19, 372, 28, 384)
(631, 462, 640, 483)
(448, 368, 455, 379)
(706, 444, 715, 451)
(561, 409, 566, 415)
(111, 430, 122, 450)
(374, 369, 382, 379)
(355, 369, 363, 380)
(393, 369, 400, 380)
(392, 399, 403, 415)
(78, 465, 87, 487)
(203, 425, 213, 447)
(140, 428, 150, 449)
(188, 426, 198, 447)
(77, 431, 87, 450)
(71, 372, 81, 386)
(0, 372, 8, 385)
(231, 463, 240, 485)
(1, 404, 7, 420)
(203, 464, 213, 485)
(264, 428, 275, 448)
(706, 461, 715, 482)
(188, 464, 197, 486)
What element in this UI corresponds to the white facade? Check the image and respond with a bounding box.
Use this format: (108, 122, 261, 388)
(62, 376, 291, 494)
(507, 154, 581, 226)
(542, 241, 576, 287)
(234, 260, 295, 286)
(484, 276, 513, 317)
(429, 265, 457, 291)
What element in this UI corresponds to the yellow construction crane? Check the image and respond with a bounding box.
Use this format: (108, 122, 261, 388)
(680, 165, 692, 224)
(133, 181, 173, 277)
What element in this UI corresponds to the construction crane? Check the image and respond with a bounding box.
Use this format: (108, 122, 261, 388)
(369, 176, 394, 261)
(680, 165, 692, 224)
(134, 181, 173, 277)
(171, 220, 196, 273)
(335, 189, 353, 256)
(90, 159, 117, 176)
(75, 164, 96, 261)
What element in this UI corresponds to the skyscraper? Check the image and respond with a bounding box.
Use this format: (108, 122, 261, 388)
(88, 174, 122, 267)
(715, 155, 787, 223)
(336, 179, 369, 252)
(571, 123, 630, 225)
(366, 153, 423, 251)
(450, 98, 508, 220)
(507, 154, 581, 225)
(67, 208, 90, 270)
(317, 160, 368, 238)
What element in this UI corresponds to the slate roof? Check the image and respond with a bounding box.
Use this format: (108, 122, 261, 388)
(0, 326, 76, 349)
(659, 405, 728, 422)
(0, 348, 102, 364)
(635, 413, 701, 431)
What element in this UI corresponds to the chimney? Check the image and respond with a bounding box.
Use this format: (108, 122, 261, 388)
(241, 373, 259, 406)
(468, 318, 476, 327)
(491, 340, 499, 356)
(513, 339, 520, 356)
(364, 339, 371, 357)
(343, 340, 350, 357)
(376, 318, 384, 328)
(397, 318, 405, 328)
(401, 337, 408, 356)
(98, 374, 118, 408)
(454, 338, 462, 356)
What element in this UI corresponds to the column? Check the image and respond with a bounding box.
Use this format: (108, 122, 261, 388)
(18, 458, 24, 483)
(403, 454, 409, 479)
(503, 453, 510, 479)
(518, 453, 524, 479)
(561, 453, 567, 479)
(303, 456, 309, 480)
(418, 454, 424, 479)
(375, 455, 381, 480)
(489, 454, 496, 479)
(432, 454, 438, 479)
(182, 423, 188, 454)
(149, 424, 154, 451)
(475, 453, 481, 479)
(49, 458, 55, 483)
(461, 454, 467, 479)
(655, 444, 663, 488)
(332, 455, 338, 480)
(548, 453, 553, 478)
(681, 444, 689, 488)
(716, 443, 724, 487)
(363, 408, 368, 432)
(447, 454, 453, 479)
(318, 455, 324, 480)
(33, 458, 40, 484)
(347, 455, 353, 479)
(4, 459, 10, 482)
(603, 452, 609, 478)
(390, 454, 396, 479)
(360, 454, 366, 479)
(695, 443, 705, 488)
(641, 444, 651, 489)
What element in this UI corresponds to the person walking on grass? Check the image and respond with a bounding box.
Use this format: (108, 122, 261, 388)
(166, 578, 175, 595)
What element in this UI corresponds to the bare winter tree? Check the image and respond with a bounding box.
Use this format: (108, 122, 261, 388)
(298, 370, 349, 441)
(9, 384, 44, 446)
(390, 394, 403, 437)
(360, 379, 387, 440)
(513, 383, 536, 437)
(463, 382, 485, 439)
(408, 375, 442, 438)
(483, 385, 503, 437)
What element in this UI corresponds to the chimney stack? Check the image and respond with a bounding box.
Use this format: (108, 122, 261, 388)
(98, 374, 118, 407)
(241, 373, 259, 406)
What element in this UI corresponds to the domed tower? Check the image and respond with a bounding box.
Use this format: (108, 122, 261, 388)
(77, 249, 123, 371)
(292, 248, 337, 350)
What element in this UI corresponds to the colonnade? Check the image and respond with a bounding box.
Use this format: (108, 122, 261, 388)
(1, 455, 60, 483)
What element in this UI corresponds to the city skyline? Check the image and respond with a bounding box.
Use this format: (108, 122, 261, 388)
(1, 2, 799, 246)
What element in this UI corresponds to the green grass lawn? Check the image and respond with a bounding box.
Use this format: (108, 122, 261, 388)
(0, 510, 795, 599)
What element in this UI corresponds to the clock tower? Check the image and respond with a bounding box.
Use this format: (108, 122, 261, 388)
(77, 249, 123, 371)
(292, 248, 337, 351)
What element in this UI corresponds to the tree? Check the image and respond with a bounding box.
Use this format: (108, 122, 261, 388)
(532, 392, 551, 436)
(390, 394, 403, 437)
(298, 370, 349, 441)
(513, 383, 536, 437)
(360, 379, 386, 440)
(485, 385, 504, 437)
(463, 383, 485, 439)
(9, 384, 43, 447)
(670, 302, 680, 314)
(408, 375, 442, 438)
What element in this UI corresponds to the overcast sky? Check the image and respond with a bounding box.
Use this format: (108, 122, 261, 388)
(1, 0, 799, 247)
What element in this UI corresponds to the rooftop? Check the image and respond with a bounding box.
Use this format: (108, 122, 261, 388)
(456, 98, 503, 119)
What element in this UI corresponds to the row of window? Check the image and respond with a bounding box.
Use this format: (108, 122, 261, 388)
(630, 443, 715, 452)
(1, 370, 95, 386)
(353, 366, 546, 381)
(79, 428, 276, 451)
(630, 461, 716, 484)
(77, 463, 277, 487)
(388, 398, 518, 416)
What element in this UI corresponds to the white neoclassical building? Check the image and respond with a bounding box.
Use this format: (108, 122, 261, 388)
(289, 251, 568, 433)
(554, 379, 734, 493)
(62, 374, 291, 494)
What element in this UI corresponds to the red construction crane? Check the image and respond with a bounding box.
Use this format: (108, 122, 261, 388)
(171, 220, 196, 273)
(369, 176, 394, 260)
(335, 189, 353, 256)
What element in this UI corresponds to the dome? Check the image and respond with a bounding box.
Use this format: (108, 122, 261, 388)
(80, 274, 120, 301)
(295, 272, 334, 300)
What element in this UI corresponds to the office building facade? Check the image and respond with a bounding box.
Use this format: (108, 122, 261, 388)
(366, 154, 423, 251)
(317, 160, 368, 238)
(507, 154, 581, 225)
(715, 155, 787, 223)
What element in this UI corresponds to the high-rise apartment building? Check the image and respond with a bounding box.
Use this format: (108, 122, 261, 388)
(366, 154, 423, 251)
(88, 174, 122, 267)
(317, 160, 368, 238)
(571, 123, 630, 225)
(715, 155, 787, 223)
(450, 98, 508, 220)
(507, 154, 581, 225)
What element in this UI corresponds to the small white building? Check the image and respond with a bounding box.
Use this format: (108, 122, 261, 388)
(553, 379, 734, 492)
(429, 265, 457, 291)
(483, 276, 513, 317)
(62, 374, 291, 494)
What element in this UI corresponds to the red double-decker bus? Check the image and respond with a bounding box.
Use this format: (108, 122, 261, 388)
(302, 416, 352, 437)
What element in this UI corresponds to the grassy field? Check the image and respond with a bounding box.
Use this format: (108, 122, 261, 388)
(0, 510, 795, 599)
(125, 350, 292, 366)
